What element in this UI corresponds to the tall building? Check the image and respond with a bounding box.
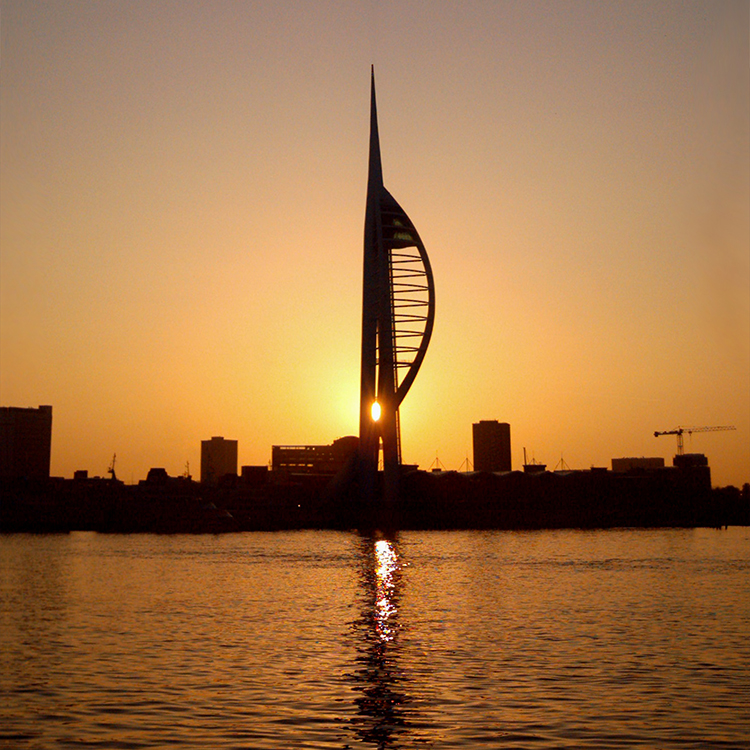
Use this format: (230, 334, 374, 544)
(473, 420, 511, 472)
(0, 405, 53, 479)
(359, 68, 435, 503)
(200, 436, 237, 485)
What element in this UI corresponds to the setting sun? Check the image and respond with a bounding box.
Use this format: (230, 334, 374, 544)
(371, 402, 381, 422)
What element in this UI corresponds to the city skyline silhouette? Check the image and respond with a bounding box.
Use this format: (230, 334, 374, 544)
(1, 2, 747, 488)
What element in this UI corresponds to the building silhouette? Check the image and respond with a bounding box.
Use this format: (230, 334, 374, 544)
(0, 405, 52, 479)
(612, 457, 665, 472)
(272, 436, 358, 476)
(200, 436, 237, 485)
(359, 68, 435, 503)
(241, 465, 269, 486)
(473, 420, 511, 472)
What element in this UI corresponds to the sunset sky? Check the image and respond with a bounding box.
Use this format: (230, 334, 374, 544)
(1, 1, 748, 487)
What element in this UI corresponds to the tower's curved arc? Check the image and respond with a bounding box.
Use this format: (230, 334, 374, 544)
(377, 189, 435, 408)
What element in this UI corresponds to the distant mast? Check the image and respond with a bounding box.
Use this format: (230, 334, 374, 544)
(358, 68, 435, 508)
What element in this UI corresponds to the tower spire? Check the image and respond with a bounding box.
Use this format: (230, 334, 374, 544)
(368, 66, 383, 191)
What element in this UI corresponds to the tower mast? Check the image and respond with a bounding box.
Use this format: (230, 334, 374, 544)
(358, 68, 435, 509)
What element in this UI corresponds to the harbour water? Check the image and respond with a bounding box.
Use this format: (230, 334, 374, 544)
(2, 528, 749, 749)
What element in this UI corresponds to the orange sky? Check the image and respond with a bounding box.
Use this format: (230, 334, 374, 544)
(1, 1, 748, 487)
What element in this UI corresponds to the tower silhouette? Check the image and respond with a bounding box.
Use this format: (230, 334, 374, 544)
(359, 69, 435, 505)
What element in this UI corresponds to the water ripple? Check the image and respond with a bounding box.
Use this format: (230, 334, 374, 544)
(1, 529, 749, 748)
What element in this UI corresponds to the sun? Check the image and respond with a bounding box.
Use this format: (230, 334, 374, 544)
(371, 401, 381, 422)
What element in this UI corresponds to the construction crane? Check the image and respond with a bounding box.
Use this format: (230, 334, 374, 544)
(654, 426, 736, 455)
(108, 453, 117, 481)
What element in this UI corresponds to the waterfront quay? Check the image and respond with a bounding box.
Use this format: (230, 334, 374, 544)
(2, 465, 747, 533)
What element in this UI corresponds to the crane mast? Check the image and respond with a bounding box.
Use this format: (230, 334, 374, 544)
(107, 453, 120, 482)
(654, 426, 736, 455)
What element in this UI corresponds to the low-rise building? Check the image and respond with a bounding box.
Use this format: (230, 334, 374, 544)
(272, 436, 358, 475)
(611, 457, 665, 473)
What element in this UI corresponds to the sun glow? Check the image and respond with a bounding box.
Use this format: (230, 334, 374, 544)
(371, 401, 381, 422)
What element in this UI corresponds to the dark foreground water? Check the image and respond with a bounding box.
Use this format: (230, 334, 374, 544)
(1, 528, 748, 749)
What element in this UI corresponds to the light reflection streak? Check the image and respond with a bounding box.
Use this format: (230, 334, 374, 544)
(349, 534, 412, 748)
(374, 539, 398, 643)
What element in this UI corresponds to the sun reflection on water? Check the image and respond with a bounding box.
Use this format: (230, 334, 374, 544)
(349, 534, 411, 747)
(374, 539, 398, 643)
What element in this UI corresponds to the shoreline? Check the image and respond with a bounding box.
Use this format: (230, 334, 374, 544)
(2, 468, 747, 533)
